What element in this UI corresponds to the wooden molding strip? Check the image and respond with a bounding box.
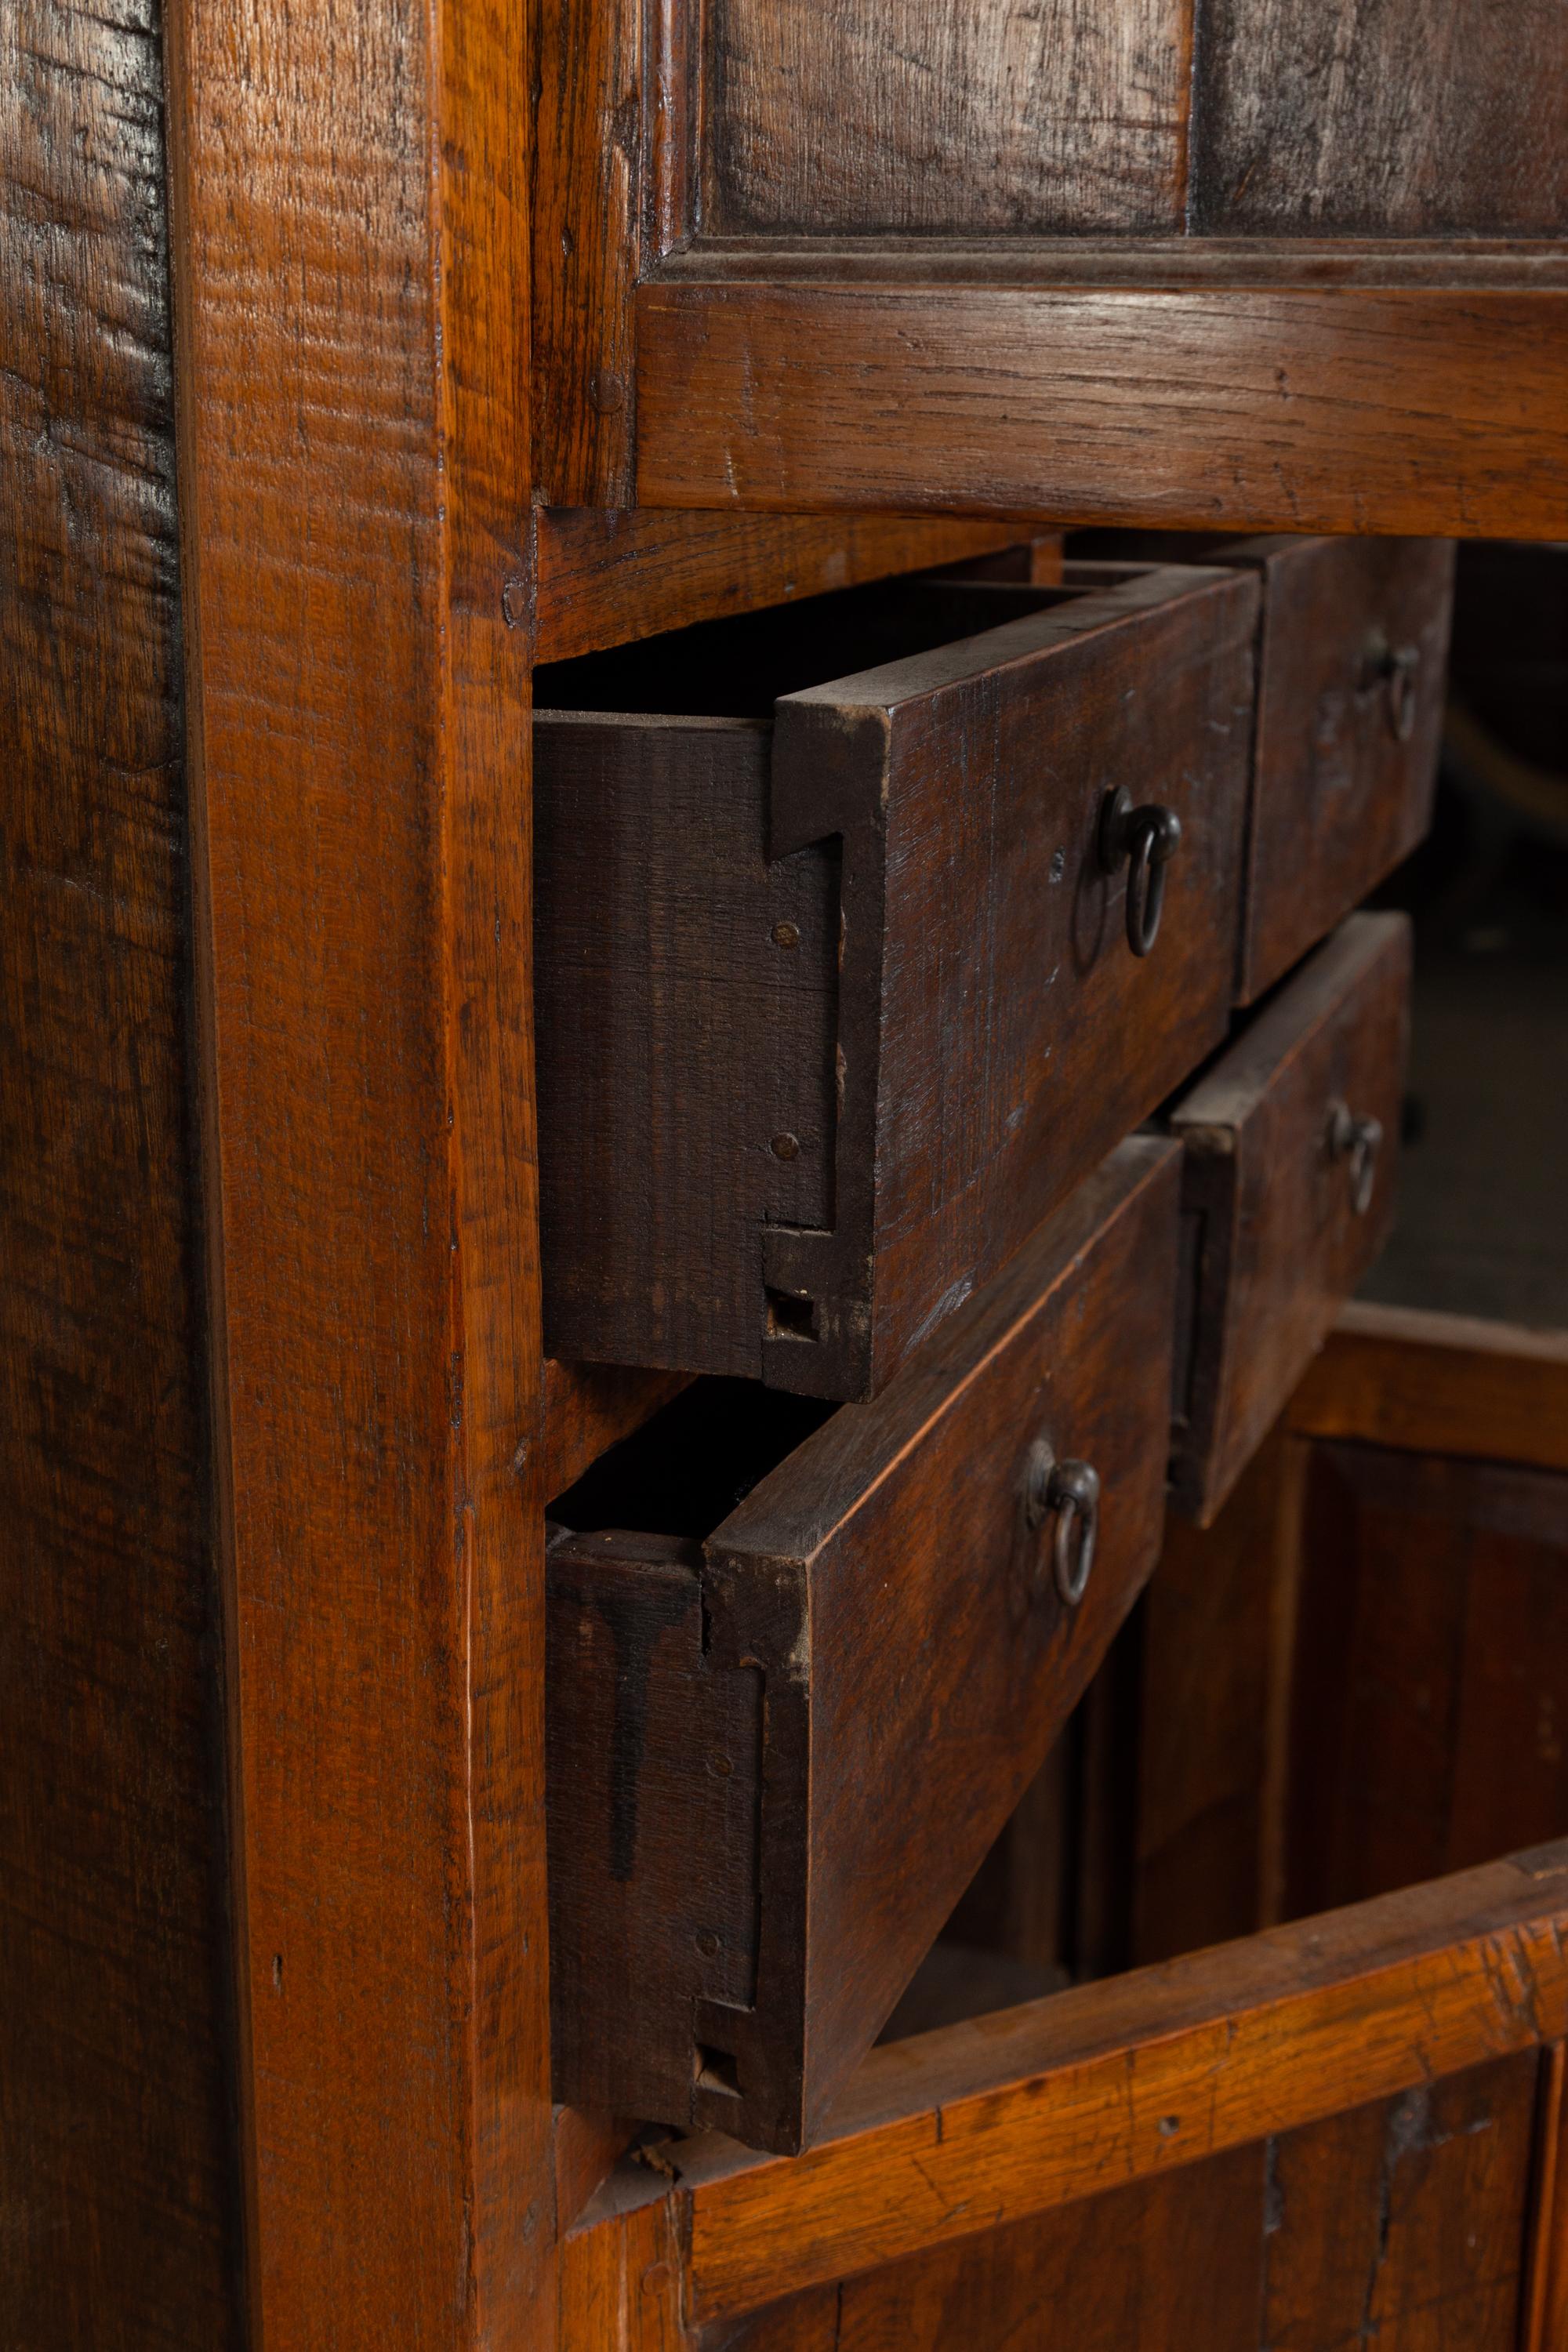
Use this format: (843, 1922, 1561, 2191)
(655, 238, 1568, 290)
(564, 1847, 1568, 2331)
(634, 284, 1568, 537)
(1290, 1301, 1568, 1473)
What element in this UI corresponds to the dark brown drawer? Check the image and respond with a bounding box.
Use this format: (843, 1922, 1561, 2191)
(535, 561, 1256, 1402)
(546, 1135, 1181, 2153)
(1229, 536, 1452, 1000)
(1168, 912, 1412, 1524)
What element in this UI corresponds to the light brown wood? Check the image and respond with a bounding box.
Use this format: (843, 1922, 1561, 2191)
(635, 280, 1568, 536)
(559, 2181, 685, 2352)
(543, 1362, 694, 1499)
(535, 510, 1025, 662)
(1290, 1302, 1568, 1473)
(570, 1844, 1568, 2325)
(165, 0, 550, 2334)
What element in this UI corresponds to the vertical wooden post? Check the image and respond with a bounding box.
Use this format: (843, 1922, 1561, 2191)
(165, 0, 550, 2335)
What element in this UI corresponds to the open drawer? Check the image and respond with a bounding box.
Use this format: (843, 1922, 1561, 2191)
(534, 560, 1255, 1402)
(546, 1138, 1181, 2154)
(558, 1306, 1568, 2350)
(1167, 909, 1412, 1526)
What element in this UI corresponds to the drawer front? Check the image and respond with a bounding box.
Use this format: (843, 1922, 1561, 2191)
(546, 1136, 1181, 2153)
(1238, 535, 1453, 1001)
(535, 563, 1255, 1403)
(1169, 912, 1412, 1524)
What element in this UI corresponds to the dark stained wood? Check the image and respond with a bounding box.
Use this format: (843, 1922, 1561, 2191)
(547, 1139, 1182, 2151)
(535, 561, 1255, 1399)
(1290, 1301, 1568, 1475)
(569, 1845, 1568, 2325)
(0, 1, 242, 2338)
(705, 0, 1192, 236)
(165, 0, 552, 2328)
(1526, 2044, 1568, 2352)
(1287, 1444, 1568, 1919)
(555, 2106, 641, 2237)
(534, 510, 1025, 662)
(1192, 0, 1568, 237)
(1231, 537, 1452, 1000)
(634, 280, 1568, 538)
(1170, 913, 1412, 1523)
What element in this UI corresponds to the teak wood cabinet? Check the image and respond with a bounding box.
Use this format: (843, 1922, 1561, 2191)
(7, 0, 1568, 2345)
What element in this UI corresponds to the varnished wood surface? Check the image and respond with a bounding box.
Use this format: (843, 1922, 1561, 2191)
(534, 510, 1022, 662)
(704, 2054, 1539, 2352)
(1526, 2044, 1568, 2352)
(543, 1361, 695, 1498)
(1, 1, 241, 2337)
(1290, 1301, 1568, 1473)
(165, 0, 550, 2333)
(635, 282, 1568, 535)
(566, 1845, 1568, 2327)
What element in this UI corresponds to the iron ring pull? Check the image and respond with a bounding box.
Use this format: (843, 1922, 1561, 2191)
(1367, 637, 1421, 743)
(1098, 787, 1184, 959)
(1024, 1439, 1102, 1607)
(1328, 1101, 1383, 1217)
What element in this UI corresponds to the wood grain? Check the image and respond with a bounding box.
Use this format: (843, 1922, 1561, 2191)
(1170, 913, 1412, 1523)
(1192, 0, 1568, 237)
(706, 0, 1192, 235)
(546, 1140, 1182, 2151)
(0, 0, 242, 2336)
(534, 510, 1022, 662)
(165, 0, 550, 2332)
(1290, 1302, 1568, 1472)
(543, 1361, 695, 1499)
(572, 1845, 1568, 2324)
(1525, 2043, 1568, 2352)
(635, 281, 1568, 536)
(1287, 1444, 1568, 1918)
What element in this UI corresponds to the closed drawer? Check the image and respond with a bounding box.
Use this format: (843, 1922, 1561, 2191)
(546, 1135, 1181, 2153)
(1168, 912, 1412, 1525)
(535, 561, 1256, 1402)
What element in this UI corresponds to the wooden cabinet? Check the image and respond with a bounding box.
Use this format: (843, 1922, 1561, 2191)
(558, 1308, 1568, 2350)
(547, 1139, 1180, 2151)
(536, 563, 1254, 1399)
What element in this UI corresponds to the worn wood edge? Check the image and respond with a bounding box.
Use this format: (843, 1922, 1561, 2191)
(1290, 1301, 1568, 1472)
(534, 510, 1025, 663)
(653, 238, 1568, 289)
(543, 1363, 695, 1498)
(633, 285, 1568, 537)
(567, 1846, 1568, 2322)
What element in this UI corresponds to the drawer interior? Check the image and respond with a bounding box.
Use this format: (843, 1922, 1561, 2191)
(546, 1375, 833, 1542)
(534, 574, 1086, 718)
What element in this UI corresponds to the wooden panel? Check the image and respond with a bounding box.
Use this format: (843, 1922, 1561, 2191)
(547, 1139, 1182, 2151)
(1288, 1446, 1568, 1918)
(1526, 2044, 1568, 2352)
(706, 0, 1192, 236)
(1192, 0, 1568, 237)
(559, 2184, 686, 2352)
(534, 510, 1025, 662)
(536, 564, 1254, 1400)
(568, 1846, 1568, 2325)
(543, 1362, 694, 1498)
(1170, 914, 1411, 1524)
(165, 0, 551, 2329)
(1290, 1302, 1568, 1474)
(635, 281, 1568, 537)
(0, 0, 242, 2339)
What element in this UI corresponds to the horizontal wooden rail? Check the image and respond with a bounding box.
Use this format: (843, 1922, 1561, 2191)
(635, 284, 1568, 537)
(563, 1846, 1568, 2335)
(1290, 1301, 1568, 1473)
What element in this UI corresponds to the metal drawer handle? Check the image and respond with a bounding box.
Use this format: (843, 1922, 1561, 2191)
(1328, 1101, 1384, 1216)
(1024, 1438, 1101, 1606)
(1367, 637, 1421, 743)
(1098, 788, 1183, 959)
